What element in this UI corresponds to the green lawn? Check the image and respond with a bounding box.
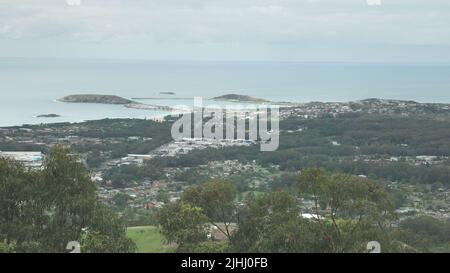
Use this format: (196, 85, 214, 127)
(431, 243, 450, 253)
(126, 226, 175, 253)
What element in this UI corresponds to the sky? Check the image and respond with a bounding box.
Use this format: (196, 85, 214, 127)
(0, 0, 450, 62)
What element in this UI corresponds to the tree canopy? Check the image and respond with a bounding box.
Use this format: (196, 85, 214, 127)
(0, 145, 135, 253)
(155, 169, 415, 253)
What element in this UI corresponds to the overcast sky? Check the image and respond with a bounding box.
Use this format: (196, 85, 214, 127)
(1, 0, 450, 62)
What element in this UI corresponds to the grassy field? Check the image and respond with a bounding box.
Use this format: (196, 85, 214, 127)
(431, 243, 450, 253)
(126, 226, 175, 253)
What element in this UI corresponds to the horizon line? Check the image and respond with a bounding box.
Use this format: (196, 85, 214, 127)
(1, 56, 450, 65)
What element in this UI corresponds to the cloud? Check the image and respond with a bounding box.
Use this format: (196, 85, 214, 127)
(0, 0, 450, 61)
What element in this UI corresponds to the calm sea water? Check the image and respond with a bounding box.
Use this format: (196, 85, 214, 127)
(1, 58, 450, 127)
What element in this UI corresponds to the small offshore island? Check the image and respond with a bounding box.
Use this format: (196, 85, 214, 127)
(58, 93, 274, 113)
(59, 94, 134, 105)
(212, 94, 269, 103)
(37, 114, 61, 118)
(58, 94, 173, 111)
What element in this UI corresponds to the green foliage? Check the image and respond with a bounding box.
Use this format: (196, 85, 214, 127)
(81, 231, 136, 253)
(0, 241, 15, 253)
(182, 180, 237, 240)
(174, 168, 210, 185)
(157, 170, 402, 253)
(39, 145, 97, 251)
(103, 161, 164, 188)
(152, 114, 450, 186)
(0, 145, 135, 253)
(295, 168, 396, 252)
(178, 241, 230, 253)
(232, 190, 314, 252)
(156, 202, 208, 247)
(3, 119, 174, 166)
(157, 180, 238, 252)
(0, 157, 40, 246)
(122, 208, 159, 227)
(181, 171, 401, 253)
(399, 216, 450, 249)
(86, 151, 102, 168)
(112, 193, 131, 209)
(72, 119, 173, 159)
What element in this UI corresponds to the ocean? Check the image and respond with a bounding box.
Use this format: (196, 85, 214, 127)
(1, 58, 450, 127)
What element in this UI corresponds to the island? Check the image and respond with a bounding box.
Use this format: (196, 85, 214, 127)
(37, 114, 61, 118)
(58, 94, 134, 105)
(59, 94, 174, 112)
(212, 94, 269, 103)
(160, 92, 176, 95)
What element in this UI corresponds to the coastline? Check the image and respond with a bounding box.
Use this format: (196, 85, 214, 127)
(2, 97, 450, 128)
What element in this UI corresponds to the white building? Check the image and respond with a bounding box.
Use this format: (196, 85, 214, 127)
(0, 151, 44, 168)
(301, 213, 324, 220)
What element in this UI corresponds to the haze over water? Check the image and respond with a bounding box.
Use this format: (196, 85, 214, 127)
(1, 58, 450, 127)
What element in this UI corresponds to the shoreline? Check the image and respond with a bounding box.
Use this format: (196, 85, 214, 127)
(0, 114, 170, 129)
(2, 97, 449, 128)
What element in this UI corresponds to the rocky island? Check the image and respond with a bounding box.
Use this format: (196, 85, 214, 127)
(37, 114, 61, 118)
(213, 94, 269, 103)
(59, 94, 134, 105)
(59, 94, 174, 111)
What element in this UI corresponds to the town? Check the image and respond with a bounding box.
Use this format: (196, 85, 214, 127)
(1, 98, 449, 225)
